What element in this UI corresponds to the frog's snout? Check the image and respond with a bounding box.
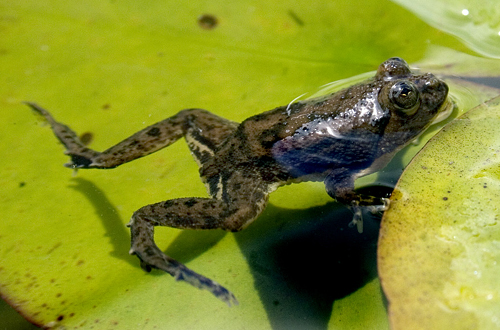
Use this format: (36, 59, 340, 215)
(421, 74, 449, 96)
(416, 74, 449, 112)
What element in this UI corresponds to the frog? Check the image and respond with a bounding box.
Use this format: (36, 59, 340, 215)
(26, 57, 449, 306)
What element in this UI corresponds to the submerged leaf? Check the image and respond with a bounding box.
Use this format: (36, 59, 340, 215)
(379, 96, 500, 329)
(392, 0, 500, 59)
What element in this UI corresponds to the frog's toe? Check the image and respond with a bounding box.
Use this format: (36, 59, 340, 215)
(348, 197, 390, 233)
(62, 150, 103, 168)
(174, 265, 239, 307)
(348, 203, 364, 233)
(63, 153, 93, 168)
(130, 245, 238, 306)
(366, 197, 390, 214)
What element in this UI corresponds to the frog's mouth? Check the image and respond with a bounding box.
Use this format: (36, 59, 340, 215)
(432, 98, 454, 125)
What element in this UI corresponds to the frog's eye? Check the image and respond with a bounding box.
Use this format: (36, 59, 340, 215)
(389, 81, 420, 115)
(376, 57, 412, 80)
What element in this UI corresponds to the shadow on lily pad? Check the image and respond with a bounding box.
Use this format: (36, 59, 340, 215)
(236, 201, 382, 329)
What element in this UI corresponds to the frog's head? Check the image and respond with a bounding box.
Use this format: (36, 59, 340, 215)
(375, 57, 449, 151)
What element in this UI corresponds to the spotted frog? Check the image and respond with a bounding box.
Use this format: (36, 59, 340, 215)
(27, 57, 449, 305)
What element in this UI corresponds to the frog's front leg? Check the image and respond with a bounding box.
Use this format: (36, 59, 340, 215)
(128, 181, 269, 306)
(324, 168, 389, 233)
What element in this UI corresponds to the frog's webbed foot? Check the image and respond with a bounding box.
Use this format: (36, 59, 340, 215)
(128, 238, 238, 306)
(325, 170, 390, 233)
(348, 198, 390, 233)
(25, 102, 102, 168)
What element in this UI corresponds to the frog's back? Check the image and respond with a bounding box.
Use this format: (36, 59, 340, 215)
(205, 57, 449, 185)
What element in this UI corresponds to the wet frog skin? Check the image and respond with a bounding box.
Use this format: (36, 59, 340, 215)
(26, 58, 448, 305)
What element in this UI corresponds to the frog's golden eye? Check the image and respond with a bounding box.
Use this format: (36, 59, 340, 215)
(389, 81, 420, 115)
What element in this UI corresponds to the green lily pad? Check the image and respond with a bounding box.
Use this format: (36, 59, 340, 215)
(378, 95, 500, 329)
(1, 0, 499, 329)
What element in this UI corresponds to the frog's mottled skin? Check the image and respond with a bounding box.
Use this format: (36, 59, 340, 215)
(27, 58, 448, 305)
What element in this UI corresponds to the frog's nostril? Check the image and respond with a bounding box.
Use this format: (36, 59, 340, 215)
(422, 76, 444, 91)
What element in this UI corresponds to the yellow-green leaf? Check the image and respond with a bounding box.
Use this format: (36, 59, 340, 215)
(378, 96, 500, 329)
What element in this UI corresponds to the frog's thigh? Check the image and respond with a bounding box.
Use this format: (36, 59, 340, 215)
(130, 194, 266, 235)
(183, 110, 238, 167)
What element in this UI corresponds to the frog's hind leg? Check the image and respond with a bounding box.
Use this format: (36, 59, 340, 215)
(26, 102, 235, 169)
(127, 172, 270, 306)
